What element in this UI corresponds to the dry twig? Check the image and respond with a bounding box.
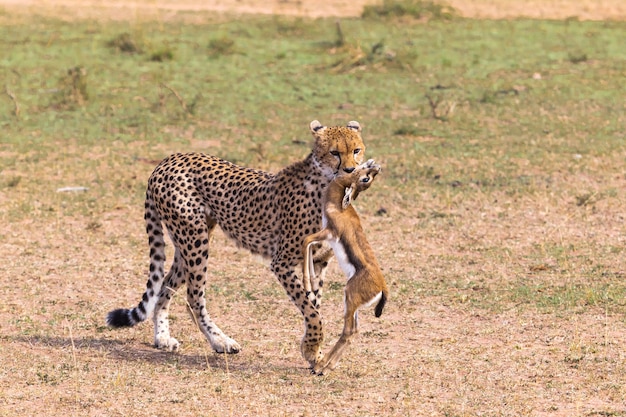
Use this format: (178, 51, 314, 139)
(5, 85, 20, 117)
(160, 82, 190, 115)
(425, 93, 455, 121)
(335, 20, 345, 47)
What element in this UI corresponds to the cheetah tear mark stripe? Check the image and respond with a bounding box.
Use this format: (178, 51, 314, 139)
(106, 191, 166, 328)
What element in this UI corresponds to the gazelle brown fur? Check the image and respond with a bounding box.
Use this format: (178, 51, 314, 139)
(302, 159, 389, 375)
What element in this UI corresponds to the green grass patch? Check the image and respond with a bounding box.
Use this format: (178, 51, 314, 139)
(149, 47, 175, 62)
(208, 36, 236, 57)
(1, 11, 625, 318)
(1, 10, 626, 416)
(106, 32, 144, 54)
(362, 0, 457, 20)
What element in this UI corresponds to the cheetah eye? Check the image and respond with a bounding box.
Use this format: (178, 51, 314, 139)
(353, 148, 361, 155)
(330, 150, 340, 157)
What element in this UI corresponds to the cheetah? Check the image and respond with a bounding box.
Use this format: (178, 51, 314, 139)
(302, 159, 388, 375)
(106, 120, 366, 367)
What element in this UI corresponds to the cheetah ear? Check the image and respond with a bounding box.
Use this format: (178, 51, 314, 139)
(347, 121, 361, 132)
(310, 120, 325, 134)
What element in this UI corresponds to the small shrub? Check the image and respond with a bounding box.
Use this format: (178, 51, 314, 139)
(393, 126, 420, 136)
(149, 48, 174, 62)
(362, 0, 456, 20)
(273, 16, 307, 36)
(51, 66, 88, 109)
(329, 40, 400, 73)
(208, 37, 235, 57)
(3, 176, 21, 188)
(479, 88, 520, 104)
(568, 52, 588, 64)
(479, 91, 496, 104)
(107, 33, 142, 54)
(575, 192, 597, 206)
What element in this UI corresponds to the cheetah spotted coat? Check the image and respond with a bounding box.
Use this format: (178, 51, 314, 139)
(106, 120, 367, 367)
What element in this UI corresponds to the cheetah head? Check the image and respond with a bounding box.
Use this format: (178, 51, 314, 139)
(310, 120, 366, 178)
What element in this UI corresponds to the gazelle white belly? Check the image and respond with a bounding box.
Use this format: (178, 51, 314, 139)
(329, 237, 356, 280)
(363, 291, 383, 309)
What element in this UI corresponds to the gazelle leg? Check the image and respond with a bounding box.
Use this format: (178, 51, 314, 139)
(302, 230, 331, 295)
(313, 290, 359, 375)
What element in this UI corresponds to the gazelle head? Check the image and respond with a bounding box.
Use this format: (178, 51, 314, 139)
(340, 159, 381, 209)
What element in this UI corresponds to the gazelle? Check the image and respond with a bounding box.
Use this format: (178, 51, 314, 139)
(302, 159, 389, 375)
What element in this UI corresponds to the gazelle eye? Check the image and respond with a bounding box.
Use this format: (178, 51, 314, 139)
(353, 148, 361, 155)
(330, 150, 340, 157)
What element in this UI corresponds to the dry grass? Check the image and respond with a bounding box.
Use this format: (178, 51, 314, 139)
(2, 125, 626, 417)
(1, 1, 626, 417)
(0, 0, 625, 21)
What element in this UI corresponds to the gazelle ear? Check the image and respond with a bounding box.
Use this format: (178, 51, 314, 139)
(347, 121, 361, 132)
(342, 186, 354, 209)
(342, 184, 361, 209)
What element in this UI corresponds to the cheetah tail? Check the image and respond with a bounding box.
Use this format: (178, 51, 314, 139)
(106, 307, 142, 328)
(374, 289, 388, 318)
(106, 194, 166, 328)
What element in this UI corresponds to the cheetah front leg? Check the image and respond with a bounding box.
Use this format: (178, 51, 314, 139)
(272, 259, 324, 368)
(310, 245, 333, 308)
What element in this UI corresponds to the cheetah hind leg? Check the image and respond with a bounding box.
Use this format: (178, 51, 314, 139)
(179, 219, 241, 354)
(153, 248, 185, 351)
(179, 283, 241, 354)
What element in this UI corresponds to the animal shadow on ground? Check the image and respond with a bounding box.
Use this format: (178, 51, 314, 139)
(11, 335, 287, 372)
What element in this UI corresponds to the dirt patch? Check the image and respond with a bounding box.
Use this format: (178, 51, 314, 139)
(1, 3, 625, 417)
(449, 0, 626, 20)
(1, 0, 625, 21)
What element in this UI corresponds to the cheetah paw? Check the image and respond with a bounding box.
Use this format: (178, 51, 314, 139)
(312, 355, 339, 376)
(301, 342, 324, 368)
(155, 335, 180, 352)
(210, 335, 241, 354)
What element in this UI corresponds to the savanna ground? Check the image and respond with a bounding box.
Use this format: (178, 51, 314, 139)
(1, 0, 625, 416)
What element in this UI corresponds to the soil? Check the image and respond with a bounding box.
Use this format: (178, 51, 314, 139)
(1, 2, 625, 417)
(1, 0, 625, 21)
